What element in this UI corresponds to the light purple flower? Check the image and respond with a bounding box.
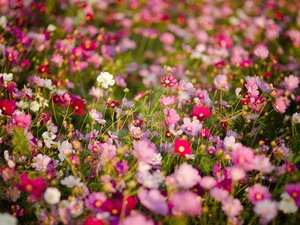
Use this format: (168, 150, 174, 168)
(214, 74, 230, 91)
(254, 199, 278, 225)
(253, 44, 269, 59)
(221, 196, 243, 218)
(180, 118, 202, 136)
(133, 138, 158, 164)
(282, 74, 299, 92)
(169, 191, 202, 216)
(31, 154, 51, 172)
(122, 213, 154, 225)
(90, 109, 106, 125)
(138, 188, 168, 215)
(174, 163, 201, 188)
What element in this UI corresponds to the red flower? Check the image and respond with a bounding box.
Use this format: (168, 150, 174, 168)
(0, 99, 16, 116)
(83, 216, 104, 225)
(174, 139, 192, 157)
(37, 64, 49, 74)
(81, 40, 97, 51)
(191, 105, 211, 121)
(70, 98, 85, 115)
(16, 173, 46, 198)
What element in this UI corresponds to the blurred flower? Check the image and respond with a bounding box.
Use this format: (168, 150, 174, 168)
(285, 183, 300, 207)
(169, 191, 202, 216)
(138, 188, 168, 215)
(174, 139, 192, 157)
(97, 72, 115, 89)
(44, 187, 61, 205)
(0, 213, 17, 225)
(16, 173, 46, 198)
(253, 199, 278, 225)
(31, 154, 51, 172)
(61, 175, 81, 188)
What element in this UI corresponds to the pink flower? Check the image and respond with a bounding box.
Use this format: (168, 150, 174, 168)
(164, 108, 180, 125)
(12, 113, 32, 130)
(16, 173, 46, 198)
(138, 188, 168, 215)
(160, 32, 175, 45)
(31, 154, 52, 172)
(228, 166, 246, 182)
(180, 117, 202, 136)
(133, 138, 158, 163)
(169, 191, 202, 216)
(247, 184, 271, 205)
(199, 176, 216, 190)
(230, 146, 255, 171)
(253, 199, 278, 225)
(253, 44, 269, 59)
(214, 74, 230, 91)
(274, 97, 286, 113)
(221, 196, 243, 218)
(122, 213, 154, 225)
(174, 163, 201, 188)
(210, 187, 229, 202)
(159, 96, 177, 107)
(282, 75, 299, 92)
(252, 155, 275, 174)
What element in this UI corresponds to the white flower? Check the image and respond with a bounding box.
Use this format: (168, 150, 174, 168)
(149, 153, 162, 166)
(31, 154, 52, 172)
(4, 150, 15, 168)
(57, 140, 74, 161)
(44, 187, 61, 205)
(47, 24, 56, 32)
(60, 175, 81, 188)
(97, 72, 115, 89)
(0, 73, 13, 81)
(16, 100, 29, 109)
(0, 213, 17, 225)
(30, 101, 40, 112)
(292, 112, 300, 124)
(0, 16, 7, 29)
(42, 131, 57, 148)
(254, 199, 278, 223)
(44, 79, 56, 91)
(278, 192, 298, 214)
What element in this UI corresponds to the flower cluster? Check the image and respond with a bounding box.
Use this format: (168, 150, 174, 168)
(0, 1, 300, 225)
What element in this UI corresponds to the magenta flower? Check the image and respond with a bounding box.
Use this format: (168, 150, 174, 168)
(248, 184, 271, 205)
(191, 105, 211, 121)
(285, 183, 300, 207)
(16, 173, 46, 198)
(160, 74, 177, 88)
(174, 163, 201, 188)
(169, 191, 202, 216)
(84, 192, 107, 214)
(133, 138, 158, 164)
(138, 188, 168, 215)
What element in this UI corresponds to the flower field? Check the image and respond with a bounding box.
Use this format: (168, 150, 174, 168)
(1, 0, 300, 224)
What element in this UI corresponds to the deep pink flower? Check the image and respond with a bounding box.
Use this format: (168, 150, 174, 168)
(160, 74, 177, 88)
(5, 48, 19, 64)
(83, 216, 104, 225)
(16, 173, 46, 198)
(174, 139, 192, 157)
(215, 34, 233, 48)
(191, 105, 211, 121)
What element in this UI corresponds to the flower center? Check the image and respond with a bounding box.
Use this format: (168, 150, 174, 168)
(178, 146, 185, 152)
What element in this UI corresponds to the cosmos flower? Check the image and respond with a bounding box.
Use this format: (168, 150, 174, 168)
(97, 72, 115, 89)
(174, 139, 192, 157)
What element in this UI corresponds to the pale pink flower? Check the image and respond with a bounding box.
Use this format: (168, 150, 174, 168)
(138, 188, 168, 215)
(221, 196, 243, 218)
(174, 163, 201, 188)
(169, 191, 202, 216)
(31, 154, 52, 172)
(254, 199, 278, 225)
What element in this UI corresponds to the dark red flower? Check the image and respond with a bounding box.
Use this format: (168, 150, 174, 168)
(81, 40, 97, 51)
(106, 100, 120, 108)
(70, 98, 85, 115)
(16, 173, 46, 198)
(19, 59, 31, 70)
(37, 64, 49, 74)
(0, 99, 16, 116)
(174, 139, 192, 157)
(191, 105, 211, 121)
(85, 13, 94, 21)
